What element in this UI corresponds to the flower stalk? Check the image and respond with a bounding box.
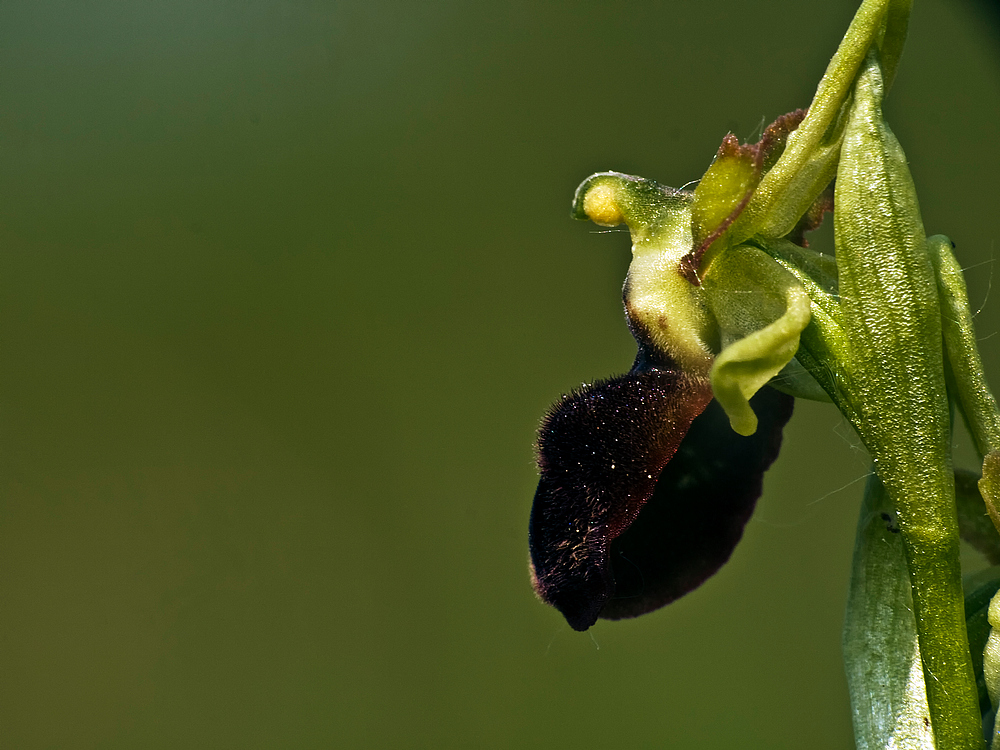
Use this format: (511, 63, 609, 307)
(830, 49, 980, 747)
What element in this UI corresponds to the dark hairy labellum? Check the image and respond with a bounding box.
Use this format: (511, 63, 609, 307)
(529, 364, 793, 631)
(600, 387, 793, 621)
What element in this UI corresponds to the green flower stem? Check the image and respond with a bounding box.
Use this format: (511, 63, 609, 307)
(781, 236, 985, 747)
(844, 472, 934, 750)
(834, 52, 982, 748)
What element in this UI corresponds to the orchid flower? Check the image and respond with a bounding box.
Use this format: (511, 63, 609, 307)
(527, 1, 1000, 747)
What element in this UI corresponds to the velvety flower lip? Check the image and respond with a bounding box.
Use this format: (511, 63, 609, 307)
(528, 340, 793, 631)
(598, 385, 793, 622)
(528, 349, 713, 631)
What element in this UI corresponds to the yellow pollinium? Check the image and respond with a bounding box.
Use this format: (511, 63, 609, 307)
(582, 183, 624, 227)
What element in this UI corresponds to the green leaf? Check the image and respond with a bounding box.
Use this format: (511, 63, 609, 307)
(844, 472, 934, 750)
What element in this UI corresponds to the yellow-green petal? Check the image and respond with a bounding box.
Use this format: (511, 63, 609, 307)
(701, 244, 810, 435)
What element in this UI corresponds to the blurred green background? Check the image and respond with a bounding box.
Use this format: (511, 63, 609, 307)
(0, 0, 997, 747)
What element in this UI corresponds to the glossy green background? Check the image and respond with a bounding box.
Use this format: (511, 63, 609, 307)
(0, 1, 997, 747)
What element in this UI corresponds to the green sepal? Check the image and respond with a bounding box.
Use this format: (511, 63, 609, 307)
(701, 244, 811, 435)
(760, 236, 839, 297)
(733, 0, 913, 245)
